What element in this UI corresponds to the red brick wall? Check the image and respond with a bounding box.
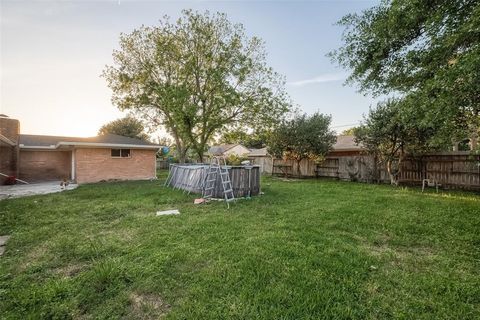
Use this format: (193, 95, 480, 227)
(0, 117, 20, 184)
(74, 148, 156, 184)
(0, 146, 16, 184)
(19, 150, 71, 182)
(0, 117, 20, 143)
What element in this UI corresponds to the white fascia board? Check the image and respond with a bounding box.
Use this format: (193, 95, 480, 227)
(19, 144, 56, 150)
(57, 141, 162, 150)
(20, 142, 162, 150)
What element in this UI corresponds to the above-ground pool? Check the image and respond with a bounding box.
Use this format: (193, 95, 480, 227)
(165, 164, 260, 198)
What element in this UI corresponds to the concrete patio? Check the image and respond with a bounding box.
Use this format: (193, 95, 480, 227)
(0, 182, 78, 200)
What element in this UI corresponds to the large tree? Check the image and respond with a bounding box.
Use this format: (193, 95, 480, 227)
(268, 112, 336, 175)
(331, 0, 480, 147)
(103, 10, 290, 162)
(98, 116, 150, 141)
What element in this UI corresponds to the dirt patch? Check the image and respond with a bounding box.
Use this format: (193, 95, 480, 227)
(98, 228, 136, 243)
(341, 231, 437, 268)
(368, 234, 393, 257)
(362, 234, 438, 273)
(54, 262, 86, 278)
(368, 237, 435, 260)
(18, 244, 51, 271)
(128, 292, 171, 319)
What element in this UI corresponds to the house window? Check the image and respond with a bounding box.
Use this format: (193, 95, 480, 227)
(111, 149, 131, 158)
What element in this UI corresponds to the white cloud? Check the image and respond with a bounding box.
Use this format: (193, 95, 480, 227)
(287, 72, 347, 87)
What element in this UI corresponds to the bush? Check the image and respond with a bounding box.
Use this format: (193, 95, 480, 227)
(225, 154, 249, 165)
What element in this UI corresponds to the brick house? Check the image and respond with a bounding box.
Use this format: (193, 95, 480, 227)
(0, 115, 161, 184)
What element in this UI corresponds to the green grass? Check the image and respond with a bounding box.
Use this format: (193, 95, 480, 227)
(0, 172, 479, 319)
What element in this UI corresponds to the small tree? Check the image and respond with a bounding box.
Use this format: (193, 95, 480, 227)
(268, 112, 336, 176)
(354, 99, 434, 185)
(98, 116, 150, 141)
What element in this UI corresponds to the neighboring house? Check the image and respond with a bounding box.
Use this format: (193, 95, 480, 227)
(0, 115, 161, 184)
(248, 147, 269, 157)
(208, 144, 251, 157)
(247, 147, 272, 173)
(328, 135, 363, 156)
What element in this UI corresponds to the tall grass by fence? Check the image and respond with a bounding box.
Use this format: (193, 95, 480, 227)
(271, 152, 480, 190)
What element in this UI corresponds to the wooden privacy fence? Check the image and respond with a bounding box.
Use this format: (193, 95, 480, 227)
(271, 152, 480, 190)
(248, 156, 273, 174)
(398, 153, 480, 189)
(156, 159, 169, 169)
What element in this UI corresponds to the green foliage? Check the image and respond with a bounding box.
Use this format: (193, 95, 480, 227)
(220, 129, 269, 149)
(1, 173, 479, 318)
(224, 153, 249, 165)
(341, 127, 357, 136)
(354, 99, 437, 184)
(103, 10, 291, 162)
(268, 112, 336, 162)
(331, 0, 480, 147)
(98, 116, 150, 141)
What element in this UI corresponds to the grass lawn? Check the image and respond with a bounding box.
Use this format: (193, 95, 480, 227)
(0, 172, 479, 319)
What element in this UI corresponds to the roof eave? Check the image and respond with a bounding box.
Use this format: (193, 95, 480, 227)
(331, 148, 363, 152)
(223, 144, 239, 152)
(58, 141, 162, 149)
(20, 141, 163, 150)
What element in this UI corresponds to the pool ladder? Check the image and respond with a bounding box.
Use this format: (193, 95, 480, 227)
(202, 156, 235, 208)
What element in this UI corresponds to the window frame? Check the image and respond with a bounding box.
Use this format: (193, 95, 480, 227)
(111, 148, 131, 158)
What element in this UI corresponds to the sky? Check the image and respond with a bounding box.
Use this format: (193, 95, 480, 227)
(0, 0, 379, 137)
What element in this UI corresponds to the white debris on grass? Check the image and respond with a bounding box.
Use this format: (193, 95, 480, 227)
(156, 209, 180, 216)
(0, 235, 10, 246)
(0, 235, 10, 257)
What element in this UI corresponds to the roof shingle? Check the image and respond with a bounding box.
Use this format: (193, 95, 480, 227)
(333, 135, 362, 151)
(19, 133, 160, 149)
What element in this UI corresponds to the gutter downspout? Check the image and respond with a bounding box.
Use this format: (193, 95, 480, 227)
(71, 149, 76, 182)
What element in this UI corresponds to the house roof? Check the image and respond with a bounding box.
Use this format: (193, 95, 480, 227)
(213, 144, 238, 153)
(332, 135, 363, 151)
(208, 144, 242, 155)
(19, 133, 161, 150)
(248, 147, 269, 157)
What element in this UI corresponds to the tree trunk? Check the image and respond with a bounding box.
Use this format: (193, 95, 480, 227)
(386, 154, 404, 186)
(172, 134, 187, 164)
(197, 151, 204, 164)
(386, 159, 397, 185)
(175, 143, 187, 164)
(373, 154, 379, 183)
(177, 148, 187, 164)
